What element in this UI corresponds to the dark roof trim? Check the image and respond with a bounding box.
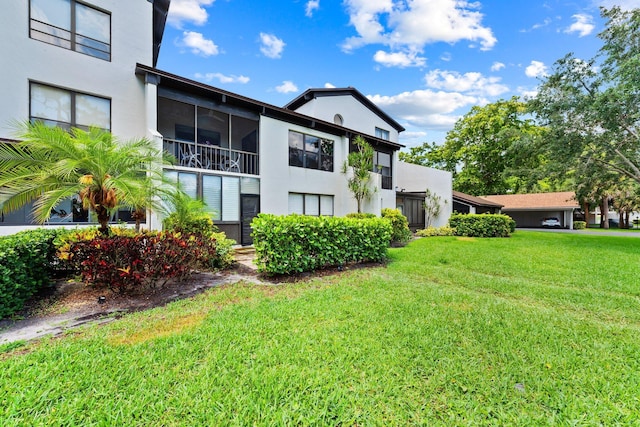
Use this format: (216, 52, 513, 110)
(151, 0, 171, 67)
(284, 87, 406, 133)
(453, 190, 503, 208)
(135, 64, 404, 150)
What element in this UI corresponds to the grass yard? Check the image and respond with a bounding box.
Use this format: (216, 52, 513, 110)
(1, 231, 639, 425)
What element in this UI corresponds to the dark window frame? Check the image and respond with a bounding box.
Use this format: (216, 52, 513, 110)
(288, 130, 334, 172)
(29, 81, 112, 131)
(288, 192, 334, 216)
(29, 0, 112, 61)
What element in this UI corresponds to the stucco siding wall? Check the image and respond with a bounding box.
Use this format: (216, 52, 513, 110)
(396, 161, 453, 227)
(293, 96, 400, 143)
(259, 116, 398, 217)
(0, 1, 152, 141)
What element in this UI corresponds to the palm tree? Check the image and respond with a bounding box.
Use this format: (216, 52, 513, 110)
(0, 121, 168, 234)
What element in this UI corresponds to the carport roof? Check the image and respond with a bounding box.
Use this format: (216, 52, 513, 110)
(481, 192, 579, 210)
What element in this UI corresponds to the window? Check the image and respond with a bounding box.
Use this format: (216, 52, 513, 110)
(333, 114, 343, 125)
(30, 82, 111, 130)
(288, 131, 333, 172)
(374, 150, 392, 190)
(288, 193, 334, 216)
(375, 127, 390, 140)
(30, 0, 111, 61)
(164, 171, 258, 222)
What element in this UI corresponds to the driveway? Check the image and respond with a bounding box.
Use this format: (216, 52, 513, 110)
(518, 228, 640, 237)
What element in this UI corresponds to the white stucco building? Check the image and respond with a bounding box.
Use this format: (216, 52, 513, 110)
(0, 0, 452, 244)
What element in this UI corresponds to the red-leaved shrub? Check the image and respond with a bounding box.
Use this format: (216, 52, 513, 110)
(66, 232, 217, 293)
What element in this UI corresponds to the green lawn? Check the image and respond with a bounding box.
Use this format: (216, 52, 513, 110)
(1, 231, 639, 425)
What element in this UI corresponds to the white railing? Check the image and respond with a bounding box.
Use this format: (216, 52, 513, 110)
(164, 139, 259, 175)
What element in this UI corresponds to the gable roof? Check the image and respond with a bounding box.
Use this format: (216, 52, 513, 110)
(135, 64, 404, 150)
(453, 191, 503, 208)
(481, 192, 579, 210)
(284, 87, 406, 133)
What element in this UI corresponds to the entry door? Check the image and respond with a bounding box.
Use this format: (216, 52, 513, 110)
(240, 195, 260, 246)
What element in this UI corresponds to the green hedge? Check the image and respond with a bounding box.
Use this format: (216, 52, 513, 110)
(381, 208, 412, 245)
(0, 228, 65, 318)
(251, 214, 392, 275)
(449, 213, 516, 238)
(573, 221, 586, 230)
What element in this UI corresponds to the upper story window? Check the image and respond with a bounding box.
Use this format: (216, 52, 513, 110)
(288, 130, 334, 172)
(30, 82, 111, 131)
(373, 150, 392, 190)
(30, 0, 111, 61)
(375, 127, 390, 140)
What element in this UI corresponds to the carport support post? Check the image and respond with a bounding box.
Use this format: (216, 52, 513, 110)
(567, 210, 574, 230)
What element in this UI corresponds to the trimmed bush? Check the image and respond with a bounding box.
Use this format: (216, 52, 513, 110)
(448, 213, 515, 238)
(416, 226, 455, 237)
(381, 208, 412, 246)
(163, 214, 219, 236)
(345, 212, 376, 219)
(0, 228, 66, 318)
(251, 214, 392, 275)
(573, 221, 587, 230)
(63, 231, 220, 294)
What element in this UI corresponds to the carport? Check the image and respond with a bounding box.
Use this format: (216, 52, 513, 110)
(481, 192, 579, 229)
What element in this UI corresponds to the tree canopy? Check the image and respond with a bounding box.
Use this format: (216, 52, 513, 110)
(401, 97, 547, 196)
(529, 7, 640, 185)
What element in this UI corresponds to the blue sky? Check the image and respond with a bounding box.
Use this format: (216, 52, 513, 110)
(156, 0, 640, 149)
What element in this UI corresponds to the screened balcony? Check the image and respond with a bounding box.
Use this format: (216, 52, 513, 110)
(159, 97, 259, 175)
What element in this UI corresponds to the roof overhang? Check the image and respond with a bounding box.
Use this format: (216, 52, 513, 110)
(135, 64, 404, 150)
(151, 0, 171, 67)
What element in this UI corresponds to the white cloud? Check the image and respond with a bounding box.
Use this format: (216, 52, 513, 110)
(367, 89, 480, 130)
(306, 0, 320, 17)
(276, 81, 298, 93)
(341, 0, 496, 53)
(399, 131, 428, 140)
(194, 72, 249, 84)
(440, 52, 452, 62)
(424, 69, 509, 97)
(525, 60, 548, 78)
(597, 0, 640, 10)
(518, 87, 539, 100)
(324, 82, 336, 88)
(565, 14, 595, 37)
(180, 31, 219, 56)
(373, 50, 426, 68)
(259, 33, 285, 59)
(167, 0, 215, 28)
(490, 61, 505, 72)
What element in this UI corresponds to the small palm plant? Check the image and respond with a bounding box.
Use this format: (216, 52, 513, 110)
(342, 135, 375, 213)
(0, 121, 167, 234)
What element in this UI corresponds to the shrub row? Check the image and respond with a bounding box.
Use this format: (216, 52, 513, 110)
(0, 228, 66, 318)
(62, 230, 226, 294)
(251, 214, 392, 275)
(574, 221, 586, 230)
(448, 213, 516, 238)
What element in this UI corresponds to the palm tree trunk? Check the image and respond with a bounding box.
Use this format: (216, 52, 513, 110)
(96, 206, 110, 235)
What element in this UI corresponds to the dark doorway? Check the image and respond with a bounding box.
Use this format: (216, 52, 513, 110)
(240, 194, 260, 246)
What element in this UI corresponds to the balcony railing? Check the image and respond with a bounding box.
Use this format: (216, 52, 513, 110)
(164, 139, 259, 175)
(381, 175, 393, 190)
